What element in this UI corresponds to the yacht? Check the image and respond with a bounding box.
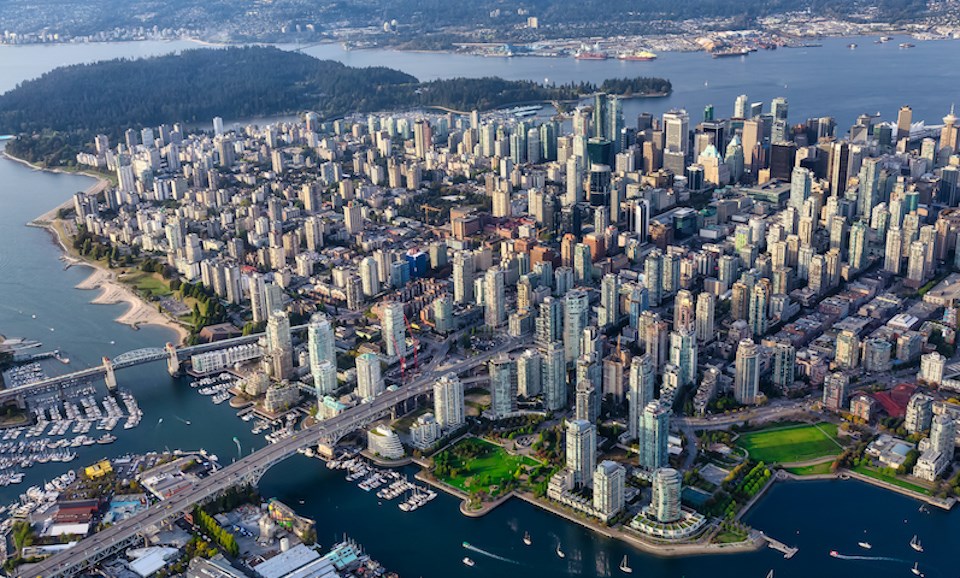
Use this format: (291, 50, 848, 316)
(523, 531, 531, 546)
(462, 557, 475, 567)
(556, 544, 565, 559)
(912, 562, 922, 576)
(619, 555, 633, 573)
(857, 541, 871, 549)
(910, 535, 923, 552)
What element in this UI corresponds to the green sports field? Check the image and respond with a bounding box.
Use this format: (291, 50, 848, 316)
(736, 423, 843, 464)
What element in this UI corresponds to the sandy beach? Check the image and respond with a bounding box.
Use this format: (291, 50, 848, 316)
(75, 265, 189, 344)
(3, 149, 189, 344)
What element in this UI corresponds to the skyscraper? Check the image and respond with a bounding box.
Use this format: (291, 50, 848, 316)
(433, 373, 465, 429)
(593, 461, 626, 521)
(540, 341, 567, 411)
(453, 251, 474, 304)
(355, 352, 383, 401)
(517, 349, 543, 398)
(669, 329, 698, 387)
(564, 289, 589, 363)
(575, 380, 598, 423)
(565, 419, 597, 487)
(628, 355, 656, 440)
(359, 256, 380, 297)
(489, 355, 517, 418)
(381, 301, 407, 359)
(599, 273, 620, 327)
(308, 312, 335, 392)
(896, 105, 912, 142)
(651, 467, 682, 523)
(266, 310, 293, 380)
(695, 292, 716, 343)
(748, 280, 770, 338)
(639, 401, 670, 470)
(484, 266, 507, 328)
(772, 341, 796, 388)
(644, 249, 663, 307)
(734, 339, 760, 405)
(535, 297, 563, 346)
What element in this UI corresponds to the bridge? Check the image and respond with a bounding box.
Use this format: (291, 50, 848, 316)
(0, 325, 309, 405)
(18, 336, 528, 578)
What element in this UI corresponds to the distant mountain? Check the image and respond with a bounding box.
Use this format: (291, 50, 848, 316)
(0, 0, 931, 42)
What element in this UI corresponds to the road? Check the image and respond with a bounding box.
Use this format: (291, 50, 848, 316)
(676, 398, 813, 430)
(20, 334, 528, 578)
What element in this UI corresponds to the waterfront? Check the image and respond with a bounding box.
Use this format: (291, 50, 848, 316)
(2, 36, 960, 130)
(2, 38, 960, 578)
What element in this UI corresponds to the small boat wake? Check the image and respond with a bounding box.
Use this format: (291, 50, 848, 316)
(832, 553, 905, 562)
(462, 542, 521, 565)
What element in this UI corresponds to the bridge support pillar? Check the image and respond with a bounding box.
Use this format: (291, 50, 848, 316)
(103, 356, 117, 391)
(166, 342, 181, 377)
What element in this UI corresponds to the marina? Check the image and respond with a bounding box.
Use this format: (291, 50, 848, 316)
(325, 455, 438, 512)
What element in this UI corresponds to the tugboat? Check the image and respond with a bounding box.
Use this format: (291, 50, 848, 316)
(523, 531, 532, 546)
(619, 555, 633, 573)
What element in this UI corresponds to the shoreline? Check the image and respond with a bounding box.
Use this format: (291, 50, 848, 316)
(1, 149, 189, 345)
(406, 456, 760, 558)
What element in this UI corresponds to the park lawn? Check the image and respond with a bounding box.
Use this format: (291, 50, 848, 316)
(435, 438, 539, 493)
(785, 461, 835, 476)
(121, 270, 172, 298)
(714, 529, 748, 544)
(737, 423, 843, 464)
(852, 464, 932, 496)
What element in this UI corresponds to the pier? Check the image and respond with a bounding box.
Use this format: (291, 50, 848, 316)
(759, 532, 798, 559)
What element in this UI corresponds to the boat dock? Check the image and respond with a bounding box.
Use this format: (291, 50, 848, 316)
(759, 532, 798, 559)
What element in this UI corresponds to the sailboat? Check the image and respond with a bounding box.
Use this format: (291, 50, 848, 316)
(910, 535, 923, 552)
(523, 531, 532, 546)
(619, 555, 633, 574)
(556, 543, 565, 558)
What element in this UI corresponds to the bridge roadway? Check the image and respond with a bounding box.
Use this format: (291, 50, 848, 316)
(19, 337, 526, 578)
(0, 325, 309, 403)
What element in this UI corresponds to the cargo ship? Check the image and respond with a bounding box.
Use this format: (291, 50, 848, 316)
(575, 50, 608, 60)
(711, 47, 750, 58)
(617, 50, 657, 61)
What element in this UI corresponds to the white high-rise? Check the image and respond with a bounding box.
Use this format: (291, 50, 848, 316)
(734, 339, 760, 404)
(566, 419, 597, 487)
(593, 461, 626, 521)
(564, 289, 589, 363)
(433, 373, 465, 429)
(381, 302, 407, 359)
(308, 313, 335, 392)
(356, 352, 383, 401)
(359, 256, 380, 297)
